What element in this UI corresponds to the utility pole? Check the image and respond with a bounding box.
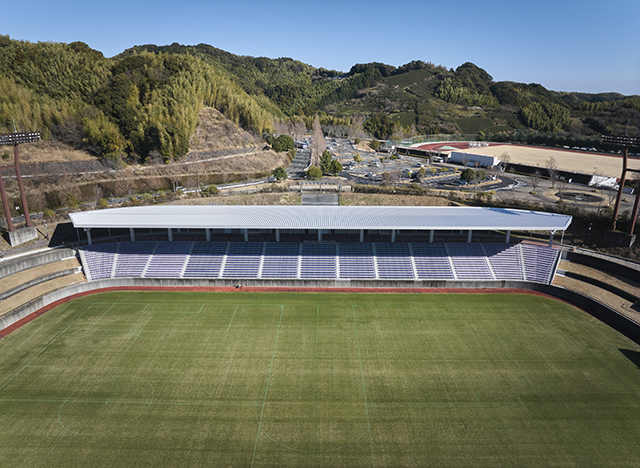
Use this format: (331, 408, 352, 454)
(603, 134, 640, 235)
(0, 132, 40, 245)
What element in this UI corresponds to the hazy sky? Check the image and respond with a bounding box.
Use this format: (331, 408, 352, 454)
(4, 0, 639, 95)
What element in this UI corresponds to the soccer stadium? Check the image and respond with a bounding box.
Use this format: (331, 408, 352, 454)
(2, 204, 640, 467)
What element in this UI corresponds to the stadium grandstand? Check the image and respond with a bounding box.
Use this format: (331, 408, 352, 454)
(68, 205, 571, 286)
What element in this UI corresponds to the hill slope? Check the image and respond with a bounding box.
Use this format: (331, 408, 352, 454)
(0, 37, 274, 164)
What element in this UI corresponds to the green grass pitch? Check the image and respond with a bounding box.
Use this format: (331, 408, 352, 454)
(1, 290, 640, 467)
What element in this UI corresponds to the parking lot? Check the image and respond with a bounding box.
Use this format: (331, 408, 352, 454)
(324, 138, 508, 190)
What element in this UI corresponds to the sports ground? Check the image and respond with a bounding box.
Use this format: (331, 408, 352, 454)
(417, 141, 640, 178)
(2, 290, 640, 467)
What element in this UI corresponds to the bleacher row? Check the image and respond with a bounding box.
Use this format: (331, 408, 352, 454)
(79, 241, 560, 284)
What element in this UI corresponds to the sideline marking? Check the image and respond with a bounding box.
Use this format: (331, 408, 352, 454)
(312, 305, 319, 467)
(38, 415, 79, 468)
(89, 303, 116, 330)
(87, 303, 240, 336)
(353, 306, 375, 468)
(251, 305, 284, 468)
(1, 303, 92, 390)
(0, 302, 73, 366)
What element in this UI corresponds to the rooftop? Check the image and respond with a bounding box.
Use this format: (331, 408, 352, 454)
(69, 205, 573, 232)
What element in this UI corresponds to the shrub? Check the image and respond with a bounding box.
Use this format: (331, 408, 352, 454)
(203, 185, 219, 196)
(306, 166, 322, 180)
(43, 208, 55, 219)
(97, 198, 109, 209)
(273, 166, 288, 180)
(272, 135, 295, 153)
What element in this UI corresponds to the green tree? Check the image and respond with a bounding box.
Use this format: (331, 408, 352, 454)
(306, 166, 322, 180)
(320, 149, 333, 173)
(273, 166, 288, 180)
(272, 134, 294, 153)
(328, 159, 343, 174)
(460, 168, 475, 182)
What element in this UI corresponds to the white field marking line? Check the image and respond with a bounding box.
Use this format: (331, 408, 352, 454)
(251, 305, 284, 468)
(0, 405, 17, 424)
(0, 397, 261, 407)
(0, 365, 56, 425)
(352, 306, 376, 468)
(312, 304, 319, 467)
(540, 301, 640, 394)
(86, 303, 239, 334)
(1, 303, 91, 389)
(89, 303, 116, 331)
(0, 302, 73, 367)
(398, 306, 410, 334)
(37, 414, 80, 468)
(225, 305, 240, 333)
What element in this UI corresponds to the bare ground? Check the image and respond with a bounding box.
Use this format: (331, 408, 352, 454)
(2, 140, 97, 164)
(464, 144, 640, 178)
(189, 108, 261, 152)
(340, 192, 457, 206)
(169, 192, 302, 205)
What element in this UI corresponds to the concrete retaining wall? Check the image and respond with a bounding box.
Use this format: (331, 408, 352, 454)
(562, 271, 640, 303)
(2, 277, 640, 346)
(566, 249, 640, 283)
(0, 268, 82, 302)
(0, 248, 76, 278)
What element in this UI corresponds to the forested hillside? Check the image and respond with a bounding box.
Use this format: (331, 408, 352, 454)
(1, 35, 638, 166)
(0, 37, 273, 164)
(124, 45, 639, 143)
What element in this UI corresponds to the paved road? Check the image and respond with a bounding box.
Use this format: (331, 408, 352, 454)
(286, 148, 312, 180)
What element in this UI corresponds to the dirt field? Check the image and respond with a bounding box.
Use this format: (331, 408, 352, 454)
(463, 144, 640, 178)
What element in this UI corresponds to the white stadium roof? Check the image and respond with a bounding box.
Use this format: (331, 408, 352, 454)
(69, 206, 572, 232)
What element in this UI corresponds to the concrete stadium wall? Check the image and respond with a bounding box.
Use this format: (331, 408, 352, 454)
(2, 277, 640, 345)
(566, 249, 640, 283)
(0, 268, 81, 302)
(0, 248, 76, 278)
(562, 271, 640, 303)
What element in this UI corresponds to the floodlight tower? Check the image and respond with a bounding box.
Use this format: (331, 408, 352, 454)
(0, 132, 39, 239)
(604, 134, 640, 234)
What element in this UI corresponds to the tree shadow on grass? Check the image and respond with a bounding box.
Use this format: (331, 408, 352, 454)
(619, 349, 640, 369)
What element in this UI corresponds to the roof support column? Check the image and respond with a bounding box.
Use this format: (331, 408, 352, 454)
(205, 228, 211, 242)
(275, 229, 280, 242)
(318, 230, 322, 242)
(429, 230, 434, 243)
(505, 230, 511, 244)
(244, 229, 249, 242)
(391, 229, 396, 243)
(467, 230, 473, 243)
(130, 228, 135, 242)
(549, 231, 555, 248)
(85, 228, 92, 246)
(168, 228, 173, 242)
(360, 230, 364, 243)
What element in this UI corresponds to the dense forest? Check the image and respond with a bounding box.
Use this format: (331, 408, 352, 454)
(1, 35, 638, 165)
(0, 37, 273, 164)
